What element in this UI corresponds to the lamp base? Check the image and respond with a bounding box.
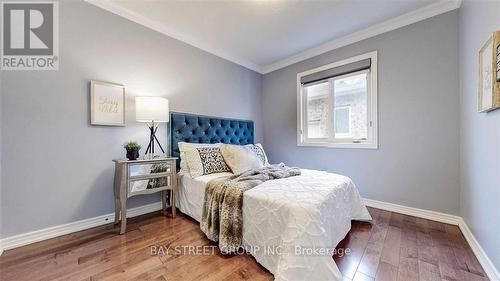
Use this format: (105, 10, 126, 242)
(144, 121, 165, 159)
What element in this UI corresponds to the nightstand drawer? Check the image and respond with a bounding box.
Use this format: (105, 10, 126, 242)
(128, 176, 171, 196)
(129, 162, 171, 177)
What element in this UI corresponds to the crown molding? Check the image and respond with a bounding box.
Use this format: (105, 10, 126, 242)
(84, 0, 263, 74)
(85, 0, 461, 75)
(261, 0, 462, 74)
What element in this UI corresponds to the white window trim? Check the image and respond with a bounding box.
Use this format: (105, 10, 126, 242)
(296, 50, 378, 149)
(303, 81, 331, 143)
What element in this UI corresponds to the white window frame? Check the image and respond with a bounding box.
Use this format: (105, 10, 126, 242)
(303, 80, 331, 142)
(297, 51, 378, 149)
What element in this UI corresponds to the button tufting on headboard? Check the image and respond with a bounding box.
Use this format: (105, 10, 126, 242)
(169, 112, 254, 169)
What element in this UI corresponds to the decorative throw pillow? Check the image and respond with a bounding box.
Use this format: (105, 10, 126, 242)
(196, 147, 231, 175)
(178, 142, 228, 177)
(220, 144, 263, 175)
(245, 143, 269, 166)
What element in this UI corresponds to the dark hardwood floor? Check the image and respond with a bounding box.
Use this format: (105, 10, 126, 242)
(0, 207, 488, 281)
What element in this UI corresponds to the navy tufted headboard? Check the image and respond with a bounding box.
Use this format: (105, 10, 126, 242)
(169, 112, 254, 168)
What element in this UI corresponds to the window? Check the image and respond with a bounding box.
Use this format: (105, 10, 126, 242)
(297, 51, 378, 148)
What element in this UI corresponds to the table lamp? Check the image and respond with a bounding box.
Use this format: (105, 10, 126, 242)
(135, 97, 169, 158)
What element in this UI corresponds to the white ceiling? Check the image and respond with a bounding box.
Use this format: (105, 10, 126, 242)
(87, 0, 461, 74)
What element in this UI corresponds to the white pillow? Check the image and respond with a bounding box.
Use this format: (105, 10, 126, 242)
(178, 142, 230, 177)
(220, 144, 263, 175)
(245, 143, 269, 166)
(179, 153, 190, 174)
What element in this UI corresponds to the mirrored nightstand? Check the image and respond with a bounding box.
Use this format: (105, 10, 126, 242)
(113, 157, 177, 234)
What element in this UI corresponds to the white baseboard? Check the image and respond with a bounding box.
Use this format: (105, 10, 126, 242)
(0, 202, 162, 255)
(363, 198, 499, 281)
(458, 219, 500, 281)
(362, 198, 462, 225)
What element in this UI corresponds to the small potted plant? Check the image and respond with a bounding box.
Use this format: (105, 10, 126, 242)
(123, 141, 141, 160)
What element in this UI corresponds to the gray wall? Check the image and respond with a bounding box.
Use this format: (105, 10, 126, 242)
(0, 1, 262, 237)
(0, 71, 3, 242)
(262, 11, 460, 214)
(459, 0, 500, 270)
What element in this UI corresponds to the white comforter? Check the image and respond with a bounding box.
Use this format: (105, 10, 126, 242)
(177, 169, 371, 281)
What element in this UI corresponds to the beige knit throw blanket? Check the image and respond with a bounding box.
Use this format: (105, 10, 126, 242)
(200, 163, 301, 254)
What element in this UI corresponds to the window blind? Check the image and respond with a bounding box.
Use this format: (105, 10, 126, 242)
(300, 58, 371, 85)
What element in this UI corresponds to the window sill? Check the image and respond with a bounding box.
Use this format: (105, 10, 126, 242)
(297, 141, 378, 149)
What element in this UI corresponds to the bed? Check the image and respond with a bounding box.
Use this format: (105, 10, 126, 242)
(170, 112, 372, 281)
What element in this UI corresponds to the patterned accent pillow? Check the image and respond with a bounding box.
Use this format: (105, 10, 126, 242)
(245, 143, 269, 166)
(197, 147, 231, 175)
(178, 142, 223, 177)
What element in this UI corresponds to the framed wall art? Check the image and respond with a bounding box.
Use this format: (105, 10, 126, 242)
(90, 80, 126, 126)
(478, 31, 500, 112)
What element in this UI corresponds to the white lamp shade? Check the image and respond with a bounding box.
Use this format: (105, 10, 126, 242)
(135, 97, 169, 122)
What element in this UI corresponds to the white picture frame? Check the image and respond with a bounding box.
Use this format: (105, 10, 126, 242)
(90, 80, 126, 126)
(478, 36, 495, 112)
